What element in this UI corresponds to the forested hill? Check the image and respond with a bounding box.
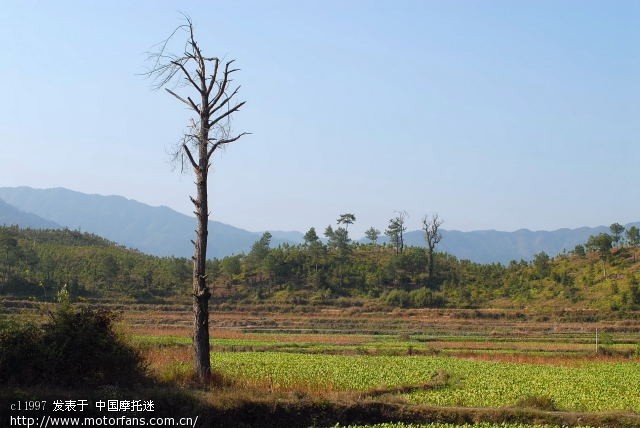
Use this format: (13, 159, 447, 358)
(1, 225, 639, 313)
(0, 226, 191, 300)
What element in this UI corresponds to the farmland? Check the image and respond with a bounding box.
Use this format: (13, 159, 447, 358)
(142, 305, 640, 426)
(209, 352, 640, 412)
(3, 296, 640, 427)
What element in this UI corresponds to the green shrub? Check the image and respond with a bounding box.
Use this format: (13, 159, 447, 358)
(384, 289, 411, 307)
(409, 288, 445, 308)
(383, 288, 445, 308)
(43, 307, 146, 386)
(0, 318, 45, 384)
(0, 306, 146, 387)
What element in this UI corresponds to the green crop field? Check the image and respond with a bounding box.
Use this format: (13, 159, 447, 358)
(212, 351, 640, 413)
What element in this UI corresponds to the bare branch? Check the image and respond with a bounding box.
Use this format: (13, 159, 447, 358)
(209, 60, 236, 108)
(171, 60, 203, 94)
(182, 143, 198, 170)
(207, 132, 250, 159)
(206, 59, 220, 96)
(186, 96, 200, 114)
(164, 88, 190, 105)
(142, 23, 191, 88)
(208, 101, 246, 129)
(209, 86, 240, 116)
(165, 88, 201, 115)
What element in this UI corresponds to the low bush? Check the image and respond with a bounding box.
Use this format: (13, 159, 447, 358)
(0, 306, 146, 387)
(0, 318, 45, 384)
(384, 289, 411, 307)
(383, 288, 446, 308)
(514, 394, 558, 411)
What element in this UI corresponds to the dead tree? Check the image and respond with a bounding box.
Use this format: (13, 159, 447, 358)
(422, 214, 443, 287)
(146, 16, 248, 384)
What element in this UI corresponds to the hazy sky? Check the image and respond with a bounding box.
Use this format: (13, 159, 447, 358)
(1, 1, 638, 237)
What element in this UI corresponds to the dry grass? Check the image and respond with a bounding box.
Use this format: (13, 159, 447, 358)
(142, 345, 195, 386)
(452, 350, 633, 366)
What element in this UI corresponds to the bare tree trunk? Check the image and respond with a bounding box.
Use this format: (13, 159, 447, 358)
(422, 214, 443, 288)
(192, 162, 211, 382)
(146, 16, 248, 385)
(427, 248, 435, 285)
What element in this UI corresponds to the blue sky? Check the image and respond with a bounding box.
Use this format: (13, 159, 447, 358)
(1, 1, 638, 237)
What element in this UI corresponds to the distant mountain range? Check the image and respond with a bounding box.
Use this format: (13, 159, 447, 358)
(0, 198, 60, 229)
(403, 227, 616, 264)
(0, 186, 634, 264)
(0, 187, 302, 259)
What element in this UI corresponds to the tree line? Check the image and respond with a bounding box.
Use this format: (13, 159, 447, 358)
(211, 217, 640, 310)
(2, 220, 640, 310)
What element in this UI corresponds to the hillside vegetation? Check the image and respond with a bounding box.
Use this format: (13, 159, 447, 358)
(1, 225, 639, 313)
(0, 226, 190, 301)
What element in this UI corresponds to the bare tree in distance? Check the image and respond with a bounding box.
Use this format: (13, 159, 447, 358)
(145, 15, 249, 384)
(422, 213, 443, 286)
